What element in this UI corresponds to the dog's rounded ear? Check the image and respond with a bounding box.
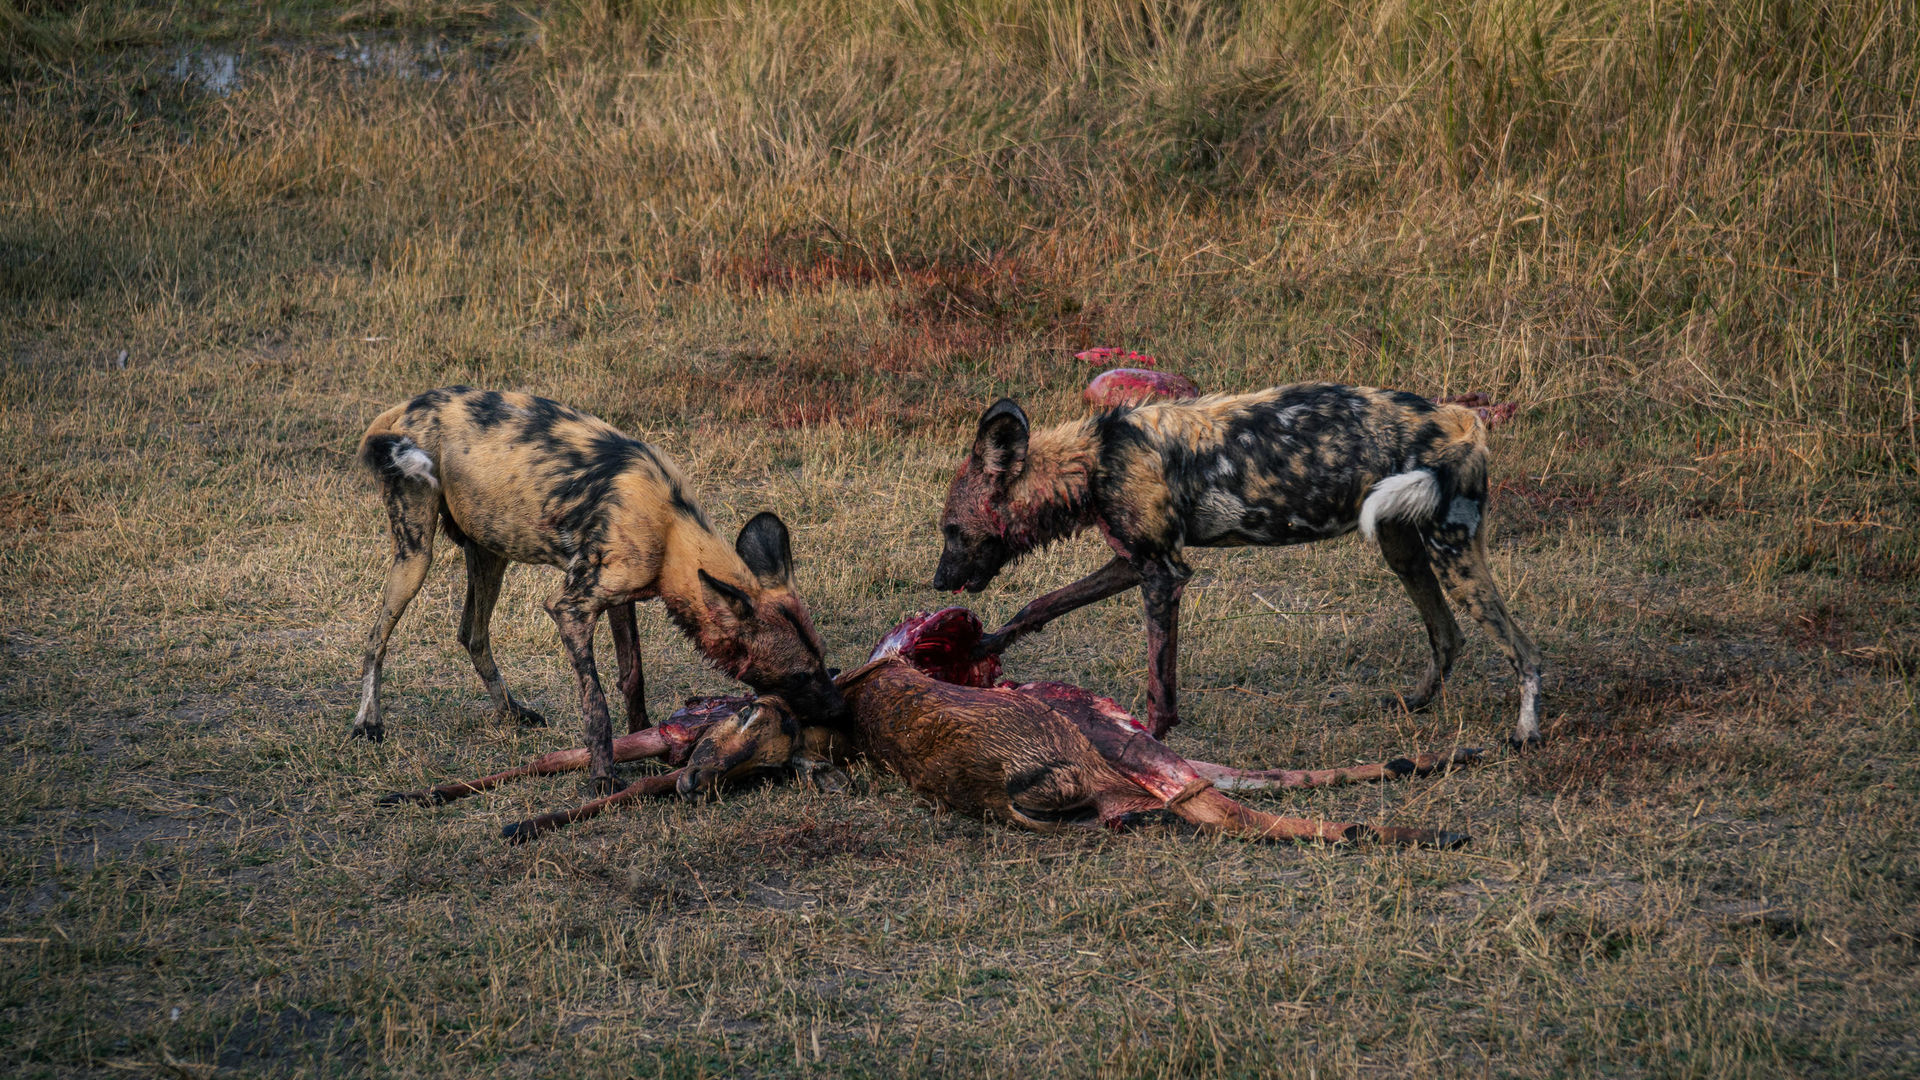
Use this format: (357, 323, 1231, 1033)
(735, 511, 792, 587)
(699, 569, 756, 620)
(971, 398, 1030, 480)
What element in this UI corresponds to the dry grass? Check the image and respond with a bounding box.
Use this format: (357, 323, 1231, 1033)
(3, 1, 1918, 1075)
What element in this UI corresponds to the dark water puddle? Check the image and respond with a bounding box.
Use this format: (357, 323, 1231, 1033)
(164, 30, 517, 97)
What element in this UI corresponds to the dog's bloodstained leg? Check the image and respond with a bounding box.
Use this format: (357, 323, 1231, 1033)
(500, 770, 684, 844)
(377, 701, 741, 807)
(1138, 560, 1190, 737)
(1187, 747, 1483, 791)
(607, 601, 649, 733)
(975, 557, 1142, 659)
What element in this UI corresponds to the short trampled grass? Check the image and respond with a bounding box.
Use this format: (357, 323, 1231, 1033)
(2, 1, 1917, 1076)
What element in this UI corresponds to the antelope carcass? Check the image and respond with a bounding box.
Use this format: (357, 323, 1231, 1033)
(384, 608, 1476, 847)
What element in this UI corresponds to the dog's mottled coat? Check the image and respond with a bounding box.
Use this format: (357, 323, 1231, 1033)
(352, 387, 844, 792)
(933, 383, 1544, 745)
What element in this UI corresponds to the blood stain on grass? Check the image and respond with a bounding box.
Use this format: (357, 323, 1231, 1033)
(1521, 673, 1802, 797)
(692, 241, 1101, 430)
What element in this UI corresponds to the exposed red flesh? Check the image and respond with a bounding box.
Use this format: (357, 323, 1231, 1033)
(867, 606, 1002, 687)
(1084, 368, 1200, 408)
(1435, 392, 1520, 428)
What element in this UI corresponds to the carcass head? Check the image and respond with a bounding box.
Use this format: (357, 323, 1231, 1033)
(676, 696, 849, 801)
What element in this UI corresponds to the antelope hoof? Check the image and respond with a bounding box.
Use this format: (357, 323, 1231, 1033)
(501, 821, 534, 845)
(1369, 826, 1471, 848)
(350, 722, 384, 743)
(799, 763, 853, 796)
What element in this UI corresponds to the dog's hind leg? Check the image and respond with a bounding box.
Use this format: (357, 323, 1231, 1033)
(1375, 520, 1465, 712)
(607, 601, 649, 732)
(1427, 523, 1544, 747)
(351, 481, 440, 742)
(457, 543, 545, 728)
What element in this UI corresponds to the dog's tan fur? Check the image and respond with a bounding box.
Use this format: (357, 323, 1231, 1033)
(352, 387, 844, 792)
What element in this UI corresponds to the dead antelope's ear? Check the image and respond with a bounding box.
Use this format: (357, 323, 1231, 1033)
(735, 511, 792, 587)
(972, 398, 1029, 479)
(698, 569, 756, 620)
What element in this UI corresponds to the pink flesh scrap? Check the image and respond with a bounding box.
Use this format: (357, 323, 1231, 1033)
(1074, 347, 1157, 367)
(1084, 367, 1199, 407)
(1435, 392, 1520, 428)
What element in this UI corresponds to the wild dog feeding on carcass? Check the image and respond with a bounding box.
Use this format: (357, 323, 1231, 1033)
(930, 385, 1544, 747)
(385, 607, 1477, 848)
(352, 387, 846, 794)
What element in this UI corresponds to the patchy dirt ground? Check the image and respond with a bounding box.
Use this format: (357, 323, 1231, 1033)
(4, 4, 1917, 1076)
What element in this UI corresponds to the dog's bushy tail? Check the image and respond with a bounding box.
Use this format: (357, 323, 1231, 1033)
(360, 433, 439, 489)
(1359, 404, 1488, 541)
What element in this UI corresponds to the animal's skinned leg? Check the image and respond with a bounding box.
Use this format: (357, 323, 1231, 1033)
(1139, 559, 1191, 738)
(1188, 747, 1482, 792)
(1375, 520, 1464, 711)
(378, 727, 686, 807)
(548, 600, 618, 794)
(1172, 788, 1469, 848)
(977, 556, 1141, 657)
(458, 543, 544, 727)
(501, 771, 684, 844)
(607, 601, 650, 733)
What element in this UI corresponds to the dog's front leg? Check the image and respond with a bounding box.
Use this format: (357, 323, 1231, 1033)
(1139, 558, 1192, 738)
(547, 599, 618, 795)
(977, 556, 1142, 657)
(607, 601, 650, 733)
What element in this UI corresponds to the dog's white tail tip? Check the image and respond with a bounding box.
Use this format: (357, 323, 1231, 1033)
(393, 442, 439, 489)
(1359, 470, 1438, 540)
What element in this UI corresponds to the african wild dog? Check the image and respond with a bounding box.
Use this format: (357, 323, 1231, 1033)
(352, 387, 847, 793)
(931, 384, 1544, 746)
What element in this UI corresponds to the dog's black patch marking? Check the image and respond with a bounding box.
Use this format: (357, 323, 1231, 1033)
(405, 386, 459, 415)
(669, 483, 708, 527)
(440, 509, 470, 549)
(465, 389, 511, 430)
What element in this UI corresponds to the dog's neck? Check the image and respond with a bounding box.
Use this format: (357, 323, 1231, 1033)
(1002, 421, 1099, 554)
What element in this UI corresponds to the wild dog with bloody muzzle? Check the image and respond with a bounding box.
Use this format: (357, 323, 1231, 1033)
(353, 386, 847, 793)
(932, 384, 1544, 747)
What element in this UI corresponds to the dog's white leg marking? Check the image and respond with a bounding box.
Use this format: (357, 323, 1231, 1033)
(352, 664, 381, 734)
(1515, 671, 1541, 744)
